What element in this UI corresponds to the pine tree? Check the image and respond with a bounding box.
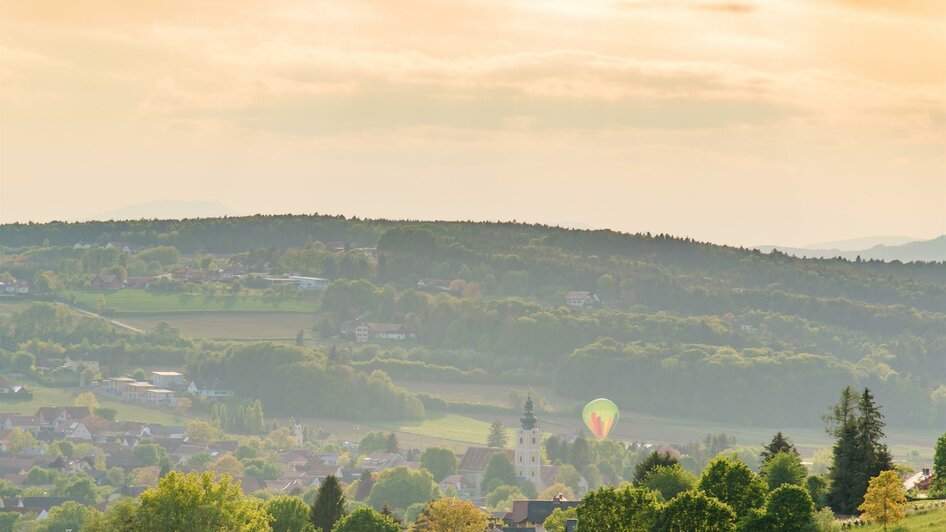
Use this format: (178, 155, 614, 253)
(857, 388, 894, 487)
(760, 431, 798, 463)
(930, 432, 946, 496)
(487, 420, 507, 448)
(828, 398, 861, 514)
(310, 475, 346, 532)
(385, 432, 399, 453)
(379, 503, 401, 526)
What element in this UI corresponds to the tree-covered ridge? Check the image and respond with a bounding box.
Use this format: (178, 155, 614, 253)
(2, 215, 945, 428)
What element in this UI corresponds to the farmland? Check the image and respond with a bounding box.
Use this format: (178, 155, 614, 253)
(69, 289, 319, 314)
(120, 312, 318, 340)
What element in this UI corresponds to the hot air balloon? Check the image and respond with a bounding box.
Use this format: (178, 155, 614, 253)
(583, 398, 619, 440)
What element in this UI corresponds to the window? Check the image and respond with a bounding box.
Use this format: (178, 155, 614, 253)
(532, 437, 536, 444)
(531, 456, 535, 463)
(519, 456, 522, 462)
(520, 437, 523, 444)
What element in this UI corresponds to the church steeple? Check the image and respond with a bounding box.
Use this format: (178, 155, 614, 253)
(520, 394, 538, 430)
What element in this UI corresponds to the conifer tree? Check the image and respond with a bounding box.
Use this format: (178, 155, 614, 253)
(354, 470, 374, 501)
(487, 420, 507, 448)
(310, 475, 345, 532)
(761, 431, 798, 463)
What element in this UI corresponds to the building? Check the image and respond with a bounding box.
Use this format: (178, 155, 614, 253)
(515, 396, 543, 490)
(565, 291, 597, 308)
(151, 371, 186, 388)
(90, 274, 124, 290)
(288, 276, 331, 290)
(458, 447, 515, 498)
(63, 355, 100, 374)
(502, 498, 582, 530)
(187, 379, 234, 398)
(144, 389, 177, 407)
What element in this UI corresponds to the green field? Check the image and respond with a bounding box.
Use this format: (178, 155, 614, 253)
(861, 500, 946, 530)
(70, 289, 319, 314)
(0, 380, 194, 426)
(119, 312, 319, 340)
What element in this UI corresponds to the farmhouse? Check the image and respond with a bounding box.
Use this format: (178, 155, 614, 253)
(90, 274, 124, 290)
(565, 291, 597, 308)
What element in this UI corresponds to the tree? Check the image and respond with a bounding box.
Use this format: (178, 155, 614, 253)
(186, 420, 221, 443)
(12, 351, 34, 373)
(697, 456, 766, 518)
(760, 432, 798, 463)
(133, 443, 170, 467)
(420, 448, 458, 482)
(310, 475, 345, 532)
(654, 490, 736, 532)
(640, 464, 697, 501)
(762, 452, 807, 491)
(332, 506, 399, 532)
(208, 454, 245, 477)
(94, 407, 118, 421)
(538, 482, 576, 501)
(931, 432, 946, 496)
(856, 389, 894, 490)
(135, 471, 272, 531)
(633, 450, 678, 486)
(485, 485, 524, 511)
(858, 470, 906, 531)
(543, 506, 578, 532)
(8, 428, 39, 452)
(411, 498, 488, 531)
(385, 432, 399, 453)
(75, 391, 99, 409)
(576, 486, 659, 531)
(354, 470, 374, 501)
(764, 484, 815, 531)
(265, 428, 298, 450)
(481, 453, 517, 494)
(555, 464, 581, 494)
(43, 500, 97, 532)
(176, 396, 193, 413)
(487, 420, 507, 448)
(366, 467, 439, 512)
(358, 432, 390, 454)
(59, 474, 99, 504)
(265, 495, 315, 532)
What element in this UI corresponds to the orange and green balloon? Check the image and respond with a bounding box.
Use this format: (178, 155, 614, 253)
(583, 398, 619, 439)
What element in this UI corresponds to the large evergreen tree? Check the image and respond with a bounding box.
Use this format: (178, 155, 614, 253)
(310, 475, 345, 532)
(760, 431, 798, 463)
(826, 387, 894, 515)
(931, 432, 946, 496)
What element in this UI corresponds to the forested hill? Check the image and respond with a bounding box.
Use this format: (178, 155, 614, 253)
(2, 215, 945, 428)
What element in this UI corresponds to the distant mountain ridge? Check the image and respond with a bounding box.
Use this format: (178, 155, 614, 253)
(755, 234, 946, 262)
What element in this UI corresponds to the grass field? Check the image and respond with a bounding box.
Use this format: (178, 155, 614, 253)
(861, 500, 946, 530)
(0, 379, 194, 426)
(70, 289, 319, 314)
(120, 312, 318, 340)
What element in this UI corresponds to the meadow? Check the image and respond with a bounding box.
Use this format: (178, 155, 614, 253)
(861, 500, 946, 531)
(120, 312, 318, 340)
(69, 289, 319, 314)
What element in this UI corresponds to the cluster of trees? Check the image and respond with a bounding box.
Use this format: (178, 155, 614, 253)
(188, 342, 424, 420)
(211, 400, 266, 434)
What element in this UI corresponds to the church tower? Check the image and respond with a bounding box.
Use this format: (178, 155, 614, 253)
(515, 395, 543, 488)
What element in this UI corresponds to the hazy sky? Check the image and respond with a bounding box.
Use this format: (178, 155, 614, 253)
(1, 0, 944, 246)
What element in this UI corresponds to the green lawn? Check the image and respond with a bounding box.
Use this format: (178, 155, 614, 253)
(374, 412, 512, 447)
(861, 500, 946, 530)
(119, 312, 318, 340)
(70, 289, 319, 314)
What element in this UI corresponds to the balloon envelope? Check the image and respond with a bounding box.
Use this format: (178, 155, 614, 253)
(583, 398, 619, 439)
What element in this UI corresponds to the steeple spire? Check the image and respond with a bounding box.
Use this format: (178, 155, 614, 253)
(520, 394, 538, 430)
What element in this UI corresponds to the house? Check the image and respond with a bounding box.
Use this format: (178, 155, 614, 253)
(187, 379, 234, 398)
(73, 242, 92, 250)
(367, 323, 416, 341)
(354, 322, 370, 343)
(90, 274, 124, 290)
(103, 377, 136, 395)
(458, 447, 515, 497)
(151, 371, 186, 388)
(35, 407, 90, 428)
(438, 474, 476, 500)
(314, 432, 338, 447)
(502, 499, 582, 530)
(0, 415, 40, 433)
(63, 355, 100, 374)
(360, 452, 407, 471)
(565, 291, 597, 308)
(416, 279, 452, 291)
(125, 276, 152, 289)
(144, 389, 177, 407)
(3, 280, 29, 295)
(62, 421, 93, 441)
(123, 382, 154, 402)
(288, 276, 331, 291)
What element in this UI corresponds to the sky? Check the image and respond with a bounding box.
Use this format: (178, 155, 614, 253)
(1, 0, 944, 247)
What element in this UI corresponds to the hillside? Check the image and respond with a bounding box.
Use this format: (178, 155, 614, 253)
(1, 215, 945, 430)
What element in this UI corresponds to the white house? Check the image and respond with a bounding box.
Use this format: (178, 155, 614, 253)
(565, 291, 597, 308)
(145, 389, 177, 407)
(151, 371, 186, 388)
(187, 379, 234, 398)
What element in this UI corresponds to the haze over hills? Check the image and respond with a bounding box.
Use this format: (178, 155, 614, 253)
(755, 234, 946, 263)
(802, 236, 917, 251)
(90, 201, 238, 221)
